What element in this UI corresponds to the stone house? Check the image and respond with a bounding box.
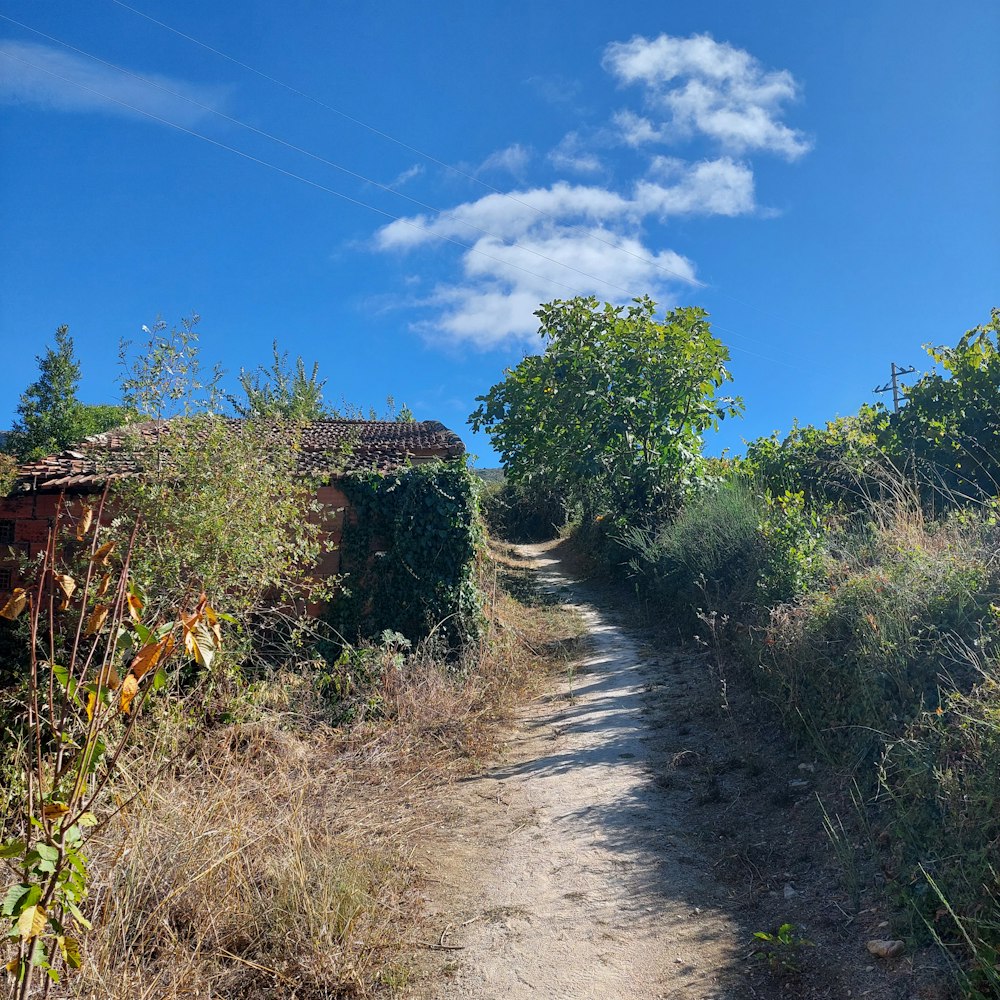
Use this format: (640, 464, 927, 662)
(0, 418, 466, 597)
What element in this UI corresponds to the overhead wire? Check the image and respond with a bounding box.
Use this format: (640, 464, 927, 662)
(0, 46, 603, 301)
(102, 0, 808, 343)
(0, 11, 694, 304)
(0, 16, 798, 370)
(103, 0, 709, 291)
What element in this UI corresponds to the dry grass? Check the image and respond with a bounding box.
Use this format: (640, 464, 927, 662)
(2, 539, 584, 999)
(75, 721, 414, 999)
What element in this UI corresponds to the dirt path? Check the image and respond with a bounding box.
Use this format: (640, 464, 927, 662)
(414, 543, 738, 999)
(413, 543, 943, 1000)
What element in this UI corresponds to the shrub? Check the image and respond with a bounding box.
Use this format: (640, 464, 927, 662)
(759, 516, 999, 760)
(623, 477, 766, 625)
(479, 478, 568, 542)
(757, 489, 829, 603)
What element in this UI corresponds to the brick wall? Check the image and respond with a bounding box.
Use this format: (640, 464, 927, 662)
(0, 486, 353, 608)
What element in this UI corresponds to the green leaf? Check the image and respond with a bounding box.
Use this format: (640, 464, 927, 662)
(65, 900, 91, 931)
(51, 662, 69, 690)
(0, 840, 26, 859)
(2, 883, 34, 917)
(35, 843, 59, 863)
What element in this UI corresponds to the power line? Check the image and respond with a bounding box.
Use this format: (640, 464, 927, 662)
(0, 12, 688, 305)
(0, 21, 801, 372)
(104, 0, 819, 341)
(0, 48, 606, 302)
(103, 0, 708, 292)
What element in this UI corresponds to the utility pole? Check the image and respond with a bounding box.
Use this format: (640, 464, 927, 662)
(873, 362, 916, 413)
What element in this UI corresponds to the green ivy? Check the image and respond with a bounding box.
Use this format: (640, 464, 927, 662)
(324, 462, 482, 651)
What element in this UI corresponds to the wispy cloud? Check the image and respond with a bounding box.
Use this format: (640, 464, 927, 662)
(476, 143, 532, 176)
(525, 73, 583, 107)
(0, 40, 229, 125)
(603, 33, 811, 160)
(547, 132, 606, 175)
(387, 163, 424, 188)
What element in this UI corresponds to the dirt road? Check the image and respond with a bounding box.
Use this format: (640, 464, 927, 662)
(414, 543, 941, 1000)
(416, 543, 739, 999)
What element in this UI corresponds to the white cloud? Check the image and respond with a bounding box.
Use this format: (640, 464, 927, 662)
(477, 143, 532, 176)
(613, 109, 671, 148)
(412, 227, 698, 349)
(371, 32, 809, 348)
(377, 159, 752, 256)
(0, 40, 229, 125)
(374, 158, 756, 347)
(548, 132, 606, 174)
(388, 163, 424, 188)
(636, 156, 755, 217)
(603, 33, 811, 160)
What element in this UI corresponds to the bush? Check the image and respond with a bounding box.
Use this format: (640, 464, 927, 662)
(759, 514, 999, 760)
(623, 478, 766, 625)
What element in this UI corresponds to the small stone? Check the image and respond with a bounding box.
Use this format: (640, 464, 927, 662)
(783, 884, 798, 899)
(789, 779, 809, 789)
(797, 763, 816, 772)
(866, 939, 905, 959)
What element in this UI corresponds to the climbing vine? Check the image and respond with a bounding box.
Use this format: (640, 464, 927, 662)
(324, 463, 481, 651)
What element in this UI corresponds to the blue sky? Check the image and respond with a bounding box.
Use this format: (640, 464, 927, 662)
(1, 1, 997, 465)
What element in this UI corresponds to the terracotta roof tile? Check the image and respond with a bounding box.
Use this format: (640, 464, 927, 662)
(9, 418, 465, 494)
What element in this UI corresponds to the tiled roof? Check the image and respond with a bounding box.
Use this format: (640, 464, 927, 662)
(8, 418, 465, 493)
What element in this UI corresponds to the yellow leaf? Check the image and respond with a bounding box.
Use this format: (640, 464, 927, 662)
(97, 660, 121, 691)
(184, 621, 215, 670)
(119, 674, 139, 714)
(57, 935, 82, 969)
(130, 637, 170, 680)
(126, 592, 143, 623)
(90, 541, 116, 567)
(205, 604, 222, 645)
(5, 958, 20, 976)
(54, 573, 76, 601)
(85, 605, 110, 635)
(0, 588, 29, 621)
(76, 505, 93, 541)
(95, 573, 112, 598)
(17, 903, 46, 940)
(85, 691, 97, 722)
(42, 802, 69, 820)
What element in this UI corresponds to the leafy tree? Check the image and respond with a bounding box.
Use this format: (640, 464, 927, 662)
(118, 315, 223, 421)
(470, 296, 742, 518)
(9, 326, 128, 461)
(888, 307, 1000, 502)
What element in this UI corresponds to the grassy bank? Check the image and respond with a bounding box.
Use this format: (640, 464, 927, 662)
(614, 477, 1000, 995)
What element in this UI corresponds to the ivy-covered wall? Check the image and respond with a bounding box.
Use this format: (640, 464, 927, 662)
(324, 462, 481, 650)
